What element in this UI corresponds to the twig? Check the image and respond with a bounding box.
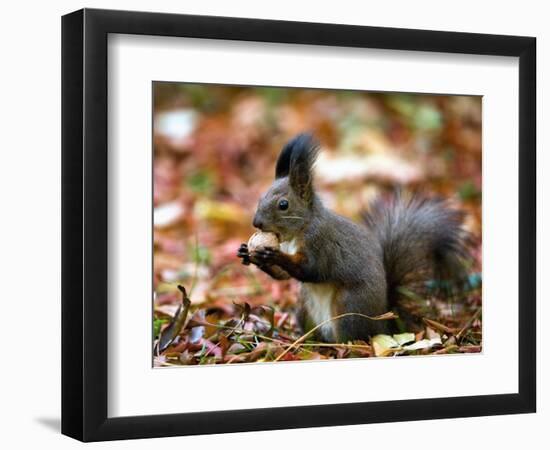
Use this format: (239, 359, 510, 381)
(274, 311, 397, 362)
(422, 317, 456, 335)
(225, 334, 317, 364)
(200, 341, 221, 360)
(456, 307, 482, 341)
(299, 342, 371, 350)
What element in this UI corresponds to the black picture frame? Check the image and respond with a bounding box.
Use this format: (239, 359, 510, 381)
(62, 8, 536, 442)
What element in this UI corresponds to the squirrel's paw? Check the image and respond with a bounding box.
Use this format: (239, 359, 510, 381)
(251, 247, 280, 266)
(236, 243, 251, 265)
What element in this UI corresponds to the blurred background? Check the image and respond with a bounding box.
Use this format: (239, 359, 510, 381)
(153, 82, 482, 364)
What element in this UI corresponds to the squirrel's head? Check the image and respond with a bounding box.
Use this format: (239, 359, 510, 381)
(253, 133, 320, 241)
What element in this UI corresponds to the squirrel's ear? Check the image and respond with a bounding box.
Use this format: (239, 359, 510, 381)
(287, 133, 320, 203)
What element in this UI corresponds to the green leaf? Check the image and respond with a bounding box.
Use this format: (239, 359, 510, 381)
(458, 180, 481, 201)
(153, 318, 169, 339)
(187, 170, 215, 195)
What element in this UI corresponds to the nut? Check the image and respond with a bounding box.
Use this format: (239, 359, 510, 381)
(247, 231, 280, 252)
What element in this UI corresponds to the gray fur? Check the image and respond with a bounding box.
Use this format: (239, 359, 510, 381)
(245, 135, 471, 342)
(363, 194, 470, 297)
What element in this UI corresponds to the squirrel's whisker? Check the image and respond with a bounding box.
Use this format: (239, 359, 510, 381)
(281, 216, 303, 220)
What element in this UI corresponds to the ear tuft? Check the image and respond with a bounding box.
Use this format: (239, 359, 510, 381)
(277, 133, 320, 203)
(275, 133, 319, 180)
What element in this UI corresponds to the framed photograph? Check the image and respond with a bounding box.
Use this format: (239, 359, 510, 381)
(61, 8, 536, 442)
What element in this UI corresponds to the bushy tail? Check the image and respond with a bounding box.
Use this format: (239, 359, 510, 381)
(363, 194, 472, 301)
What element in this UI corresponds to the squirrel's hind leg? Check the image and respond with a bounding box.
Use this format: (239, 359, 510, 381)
(335, 287, 391, 342)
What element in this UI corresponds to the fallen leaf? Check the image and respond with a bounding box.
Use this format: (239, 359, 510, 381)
(401, 337, 442, 352)
(393, 332, 416, 346)
(371, 334, 400, 357)
(157, 285, 191, 352)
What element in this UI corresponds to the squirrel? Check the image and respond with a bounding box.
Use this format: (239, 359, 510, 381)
(237, 133, 471, 343)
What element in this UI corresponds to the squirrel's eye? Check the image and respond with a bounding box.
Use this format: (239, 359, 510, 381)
(278, 199, 289, 211)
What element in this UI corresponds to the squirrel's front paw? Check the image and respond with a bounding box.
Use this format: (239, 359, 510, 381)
(251, 247, 280, 266)
(236, 243, 251, 265)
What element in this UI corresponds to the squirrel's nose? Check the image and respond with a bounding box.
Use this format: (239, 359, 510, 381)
(253, 215, 264, 230)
